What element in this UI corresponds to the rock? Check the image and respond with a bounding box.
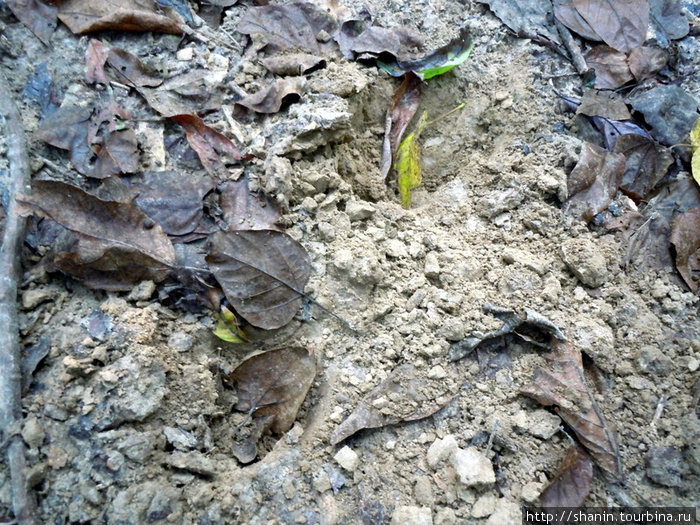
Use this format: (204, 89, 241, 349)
(573, 319, 615, 370)
(164, 427, 198, 451)
(646, 447, 687, 487)
(424, 252, 441, 278)
(146, 490, 174, 521)
(391, 506, 433, 525)
(414, 476, 434, 506)
(168, 331, 193, 353)
(164, 451, 216, 477)
(636, 346, 673, 375)
(126, 280, 156, 302)
(485, 499, 521, 525)
(513, 409, 561, 439)
(561, 238, 609, 287)
(88, 354, 166, 430)
(385, 238, 408, 258)
(334, 445, 359, 472)
(628, 85, 698, 146)
(427, 435, 458, 469)
(520, 481, 543, 503)
(476, 188, 524, 219)
(451, 447, 495, 486)
(21, 416, 45, 449)
(317, 221, 336, 241)
(471, 493, 498, 518)
(21, 287, 56, 309)
(117, 432, 154, 463)
(428, 365, 447, 379)
(346, 200, 375, 221)
(312, 467, 332, 493)
(434, 507, 457, 525)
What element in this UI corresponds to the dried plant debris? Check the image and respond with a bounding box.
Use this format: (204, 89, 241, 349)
(614, 134, 673, 202)
(540, 444, 594, 508)
(330, 364, 456, 445)
(57, 0, 184, 35)
(564, 142, 625, 222)
(628, 85, 700, 147)
(170, 114, 247, 178)
(234, 77, 306, 114)
(584, 45, 633, 89)
(134, 171, 215, 237)
(378, 26, 473, 79)
(396, 111, 428, 208)
(380, 72, 422, 179)
(229, 347, 316, 463)
(577, 90, 630, 121)
(261, 53, 327, 76)
(479, 0, 562, 45)
(627, 46, 667, 82)
(206, 230, 311, 330)
(6, 0, 57, 45)
(521, 340, 622, 480)
(670, 207, 700, 294)
(336, 18, 422, 61)
(448, 304, 565, 362)
(138, 69, 227, 116)
(219, 178, 282, 232)
(16, 180, 176, 290)
(23, 62, 60, 117)
(36, 101, 95, 175)
(103, 47, 164, 88)
(553, 0, 601, 42)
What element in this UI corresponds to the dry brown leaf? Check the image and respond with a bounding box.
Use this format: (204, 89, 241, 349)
(234, 78, 305, 114)
(7, 0, 57, 45)
(614, 134, 674, 202)
(330, 364, 455, 445)
(170, 114, 247, 178)
(577, 90, 631, 120)
(541, 444, 594, 508)
(229, 347, 316, 463)
(106, 48, 163, 87)
(36, 102, 95, 175)
(85, 39, 111, 84)
(138, 69, 225, 117)
(219, 178, 282, 232)
(670, 207, 700, 294)
(564, 142, 625, 222)
(206, 230, 311, 330)
(628, 46, 667, 82)
(521, 340, 622, 479)
(584, 45, 633, 89)
(553, 0, 601, 41)
(572, 0, 649, 53)
(57, 0, 184, 34)
(93, 129, 140, 178)
(336, 19, 422, 61)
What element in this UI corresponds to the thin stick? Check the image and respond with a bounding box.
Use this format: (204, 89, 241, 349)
(0, 70, 38, 523)
(554, 20, 589, 76)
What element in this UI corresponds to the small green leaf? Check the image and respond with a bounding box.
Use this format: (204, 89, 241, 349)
(213, 305, 247, 343)
(395, 112, 428, 208)
(691, 117, 700, 186)
(418, 43, 474, 80)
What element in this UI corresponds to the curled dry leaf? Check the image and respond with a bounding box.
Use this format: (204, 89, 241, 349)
(577, 90, 630, 121)
(85, 39, 111, 84)
(206, 230, 311, 330)
(614, 134, 673, 202)
(336, 19, 422, 61)
(330, 364, 455, 445)
(6, 0, 57, 45)
(540, 444, 594, 508)
(564, 142, 625, 222)
(57, 0, 184, 34)
(584, 45, 633, 90)
(93, 129, 140, 178)
(234, 77, 305, 114)
(627, 46, 667, 82)
(170, 114, 247, 178)
(670, 207, 700, 294)
(521, 340, 622, 479)
(219, 178, 282, 232)
(229, 347, 316, 463)
(572, 0, 649, 53)
(380, 72, 422, 180)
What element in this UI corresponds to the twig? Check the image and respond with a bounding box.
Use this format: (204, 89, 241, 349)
(554, 20, 589, 76)
(0, 71, 38, 523)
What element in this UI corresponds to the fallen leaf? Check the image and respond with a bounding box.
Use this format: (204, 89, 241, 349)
(448, 304, 565, 362)
(261, 53, 326, 76)
(478, 0, 562, 46)
(540, 444, 594, 508)
(138, 69, 226, 116)
(691, 117, 700, 186)
(229, 347, 316, 462)
(170, 114, 247, 178)
(16, 180, 176, 289)
(614, 134, 673, 202)
(6, 0, 57, 45)
(106, 47, 163, 87)
(213, 305, 247, 343)
(336, 18, 422, 61)
(378, 26, 473, 79)
(584, 45, 633, 89)
(564, 142, 625, 222)
(396, 111, 427, 208)
(85, 39, 111, 84)
(590, 116, 651, 150)
(572, 0, 649, 53)
(237, 3, 336, 55)
(93, 128, 140, 178)
(330, 364, 455, 445)
(234, 77, 305, 114)
(36, 102, 94, 175)
(627, 46, 667, 82)
(206, 230, 311, 330)
(553, 0, 601, 41)
(521, 340, 622, 479)
(670, 207, 700, 294)
(134, 170, 215, 236)
(649, 0, 689, 45)
(628, 85, 700, 147)
(22, 62, 60, 118)
(380, 72, 422, 180)
(57, 0, 184, 34)
(219, 178, 282, 231)
(577, 90, 631, 121)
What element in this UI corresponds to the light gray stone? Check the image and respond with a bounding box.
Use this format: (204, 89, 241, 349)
(391, 506, 433, 525)
(346, 200, 375, 221)
(334, 445, 359, 472)
(561, 238, 609, 288)
(427, 435, 458, 469)
(451, 447, 495, 486)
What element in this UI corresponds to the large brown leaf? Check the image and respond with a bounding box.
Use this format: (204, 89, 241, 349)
(229, 347, 316, 463)
(219, 178, 282, 232)
(564, 142, 625, 222)
(584, 45, 633, 89)
(572, 0, 649, 53)
(627, 46, 667, 82)
(138, 70, 225, 117)
(93, 129, 140, 178)
(336, 19, 422, 61)
(670, 207, 700, 294)
(380, 72, 421, 180)
(206, 230, 311, 330)
(105, 48, 163, 87)
(36, 102, 94, 175)
(57, 0, 184, 34)
(330, 364, 455, 445)
(170, 114, 247, 178)
(553, 0, 601, 41)
(521, 340, 622, 479)
(6, 0, 57, 45)
(540, 444, 594, 508)
(614, 134, 673, 202)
